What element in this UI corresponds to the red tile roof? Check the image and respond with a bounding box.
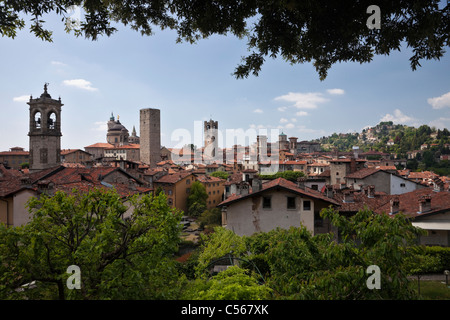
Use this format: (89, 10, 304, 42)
(218, 177, 339, 207)
(154, 171, 194, 184)
(85, 142, 114, 148)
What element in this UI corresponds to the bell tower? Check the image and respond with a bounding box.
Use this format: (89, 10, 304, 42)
(28, 83, 63, 172)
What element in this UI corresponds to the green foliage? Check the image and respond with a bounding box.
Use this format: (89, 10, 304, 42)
(2, 1, 448, 80)
(198, 208, 222, 229)
(189, 207, 426, 300)
(0, 189, 184, 300)
(195, 227, 247, 276)
(183, 266, 272, 300)
(259, 170, 305, 182)
(187, 181, 208, 217)
(209, 171, 229, 180)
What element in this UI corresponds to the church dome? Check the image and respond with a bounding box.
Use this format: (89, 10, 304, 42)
(110, 121, 126, 131)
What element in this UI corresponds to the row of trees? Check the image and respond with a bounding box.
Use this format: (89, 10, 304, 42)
(0, 188, 438, 300)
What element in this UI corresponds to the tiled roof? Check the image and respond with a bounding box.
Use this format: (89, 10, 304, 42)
(218, 177, 339, 207)
(345, 168, 380, 179)
(154, 171, 194, 184)
(374, 188, 450, 218)
(85, 142, 114, 148)
(195, 174, 225, 183)
(0, 165, 150, 198)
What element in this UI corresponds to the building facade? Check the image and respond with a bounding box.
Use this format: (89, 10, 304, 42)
(28, 83, 63, 172)
(140, 108, 161, 168)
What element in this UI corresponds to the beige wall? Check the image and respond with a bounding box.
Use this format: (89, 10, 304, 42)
(223, 189, 318, 236)
(12, 189, 37, 226)
(414, 211, 450, 247)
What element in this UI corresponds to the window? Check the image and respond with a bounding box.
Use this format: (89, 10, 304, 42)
(167, 198, 173, 205)
(186, 179, 190, 185)
(262, 196, 271, 209)
(168, 189, 173, 195)
(186, 188, 191, 194)
(311, 184, 318, 191)
(303, 200, 311, 211)
(400, 183, 406, 187)
(287, 197, 296, 209)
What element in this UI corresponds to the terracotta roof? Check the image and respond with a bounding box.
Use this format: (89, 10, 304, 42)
(218, 177, 339, 207)
(195, 174, 225, 183)
(283, 160, 308, 165)
(345, 168, 380, 179)
(154, 171, 194, 184)
(0, 151, 29, 156)
(104, 144, 140, 150)
(374, 188, 450, 219)
(85, 142, 114, 148)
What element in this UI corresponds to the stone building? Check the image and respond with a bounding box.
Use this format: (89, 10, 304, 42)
(0, 147, 29, 169)
(140, 108, 161, 168)
(107, 113, 130, 146)
(204, 119, 219, 162)
(28, 83, 63, 172)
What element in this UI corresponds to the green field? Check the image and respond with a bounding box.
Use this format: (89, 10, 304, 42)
(411, 280, 450, 300)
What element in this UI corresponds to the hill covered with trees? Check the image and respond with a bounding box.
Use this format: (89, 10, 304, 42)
(316, 121, 450, 175)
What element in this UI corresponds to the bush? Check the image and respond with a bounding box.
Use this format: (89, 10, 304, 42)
(423, 246, 450, 272)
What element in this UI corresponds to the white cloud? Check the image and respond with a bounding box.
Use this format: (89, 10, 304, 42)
(428, 117, 450, 129)
(62, 79, 98, 92)
(51, 61, 67, 67)
(13, 95, 30, 102)
(274, 92, 329, 109)
(92, 121, 107, 132)
(327, 88, 345, 95)
(280, 118, 289, 123)
(277, 106, 288, 112)
(296, 111, 308, 116)
(380, 109, 416, 124)
(253, 108, 264, 113)
(291, 118, 297, 123)
(427, 92, 450, 109)
(285, 123, 295, 129)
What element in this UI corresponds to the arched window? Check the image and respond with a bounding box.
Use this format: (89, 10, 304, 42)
(48, 112, 57, 130)
(34, 112, 42, 129)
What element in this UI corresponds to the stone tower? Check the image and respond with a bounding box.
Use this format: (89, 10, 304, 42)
(28, 83, 63, 172)
(204, 119, 218, 161)
(140, 108, 160, 168)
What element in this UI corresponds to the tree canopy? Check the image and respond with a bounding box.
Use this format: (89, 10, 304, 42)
(0, 189, 184, 300)
(1, 0, 448, 80)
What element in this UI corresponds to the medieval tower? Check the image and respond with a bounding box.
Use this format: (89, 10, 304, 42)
(204, 119, 218, 162)
(139, 108, 160, 168)
(28, 83, 63, 172)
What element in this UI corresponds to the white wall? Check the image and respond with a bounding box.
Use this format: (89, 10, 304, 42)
(223, 189, 315, 236)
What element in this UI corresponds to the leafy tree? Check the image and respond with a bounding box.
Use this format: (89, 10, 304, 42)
(187, 181, 208, 217)
(1, 1, 448, 80)
(0, 189, 184, 300)
(183, 266, 272, 300)
(192, 207, 425, 300)
(198, 207, 222, 230)
(209, 171, 229, 180)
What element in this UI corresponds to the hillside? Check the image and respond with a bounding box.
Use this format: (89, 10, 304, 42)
(315, 121, 450, 175)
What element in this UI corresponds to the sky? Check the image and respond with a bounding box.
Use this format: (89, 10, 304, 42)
(0, 8, 449, 152)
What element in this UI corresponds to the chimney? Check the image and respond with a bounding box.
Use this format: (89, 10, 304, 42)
(20, 176, 32, 186)
(367, 185, 375, 198)
(237, 181, 249, 195)
(349, 158, 357, 174)
(418, 195, 431, 213)
(297, 177, 307, 190)
(252, 176, 262, 192)
(325, 185, 334, 198)
(343, 190, 354, 203)
(390, 197, 400, 215)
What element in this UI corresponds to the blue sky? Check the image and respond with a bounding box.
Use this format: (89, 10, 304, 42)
(0, 10, 449, 152)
